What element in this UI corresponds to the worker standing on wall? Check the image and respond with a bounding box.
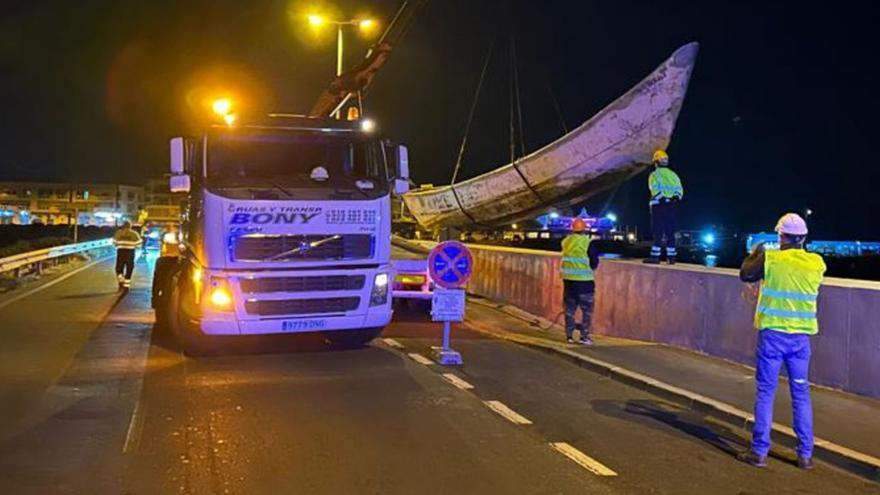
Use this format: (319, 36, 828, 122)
(644, 149, 684, 264)
(560, 218, 601, 345)
(737, 213, 826, 470)
(113, 220, 142, 291)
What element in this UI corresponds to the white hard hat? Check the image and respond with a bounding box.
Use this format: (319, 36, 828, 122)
(775, 213, 808, 236)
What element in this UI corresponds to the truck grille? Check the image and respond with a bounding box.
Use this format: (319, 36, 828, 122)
(245, 297, 360, 316)
(240, 275, 365, 294)
(233, 234, 373, 262)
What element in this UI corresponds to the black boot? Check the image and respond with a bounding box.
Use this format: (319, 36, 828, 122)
(642, 257, 660, 264)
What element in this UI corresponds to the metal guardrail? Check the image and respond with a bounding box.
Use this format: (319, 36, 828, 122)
(0, 238, 114, 275)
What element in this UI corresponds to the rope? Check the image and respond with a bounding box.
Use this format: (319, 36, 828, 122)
(451, 38, 495, 185)
(508, 35, 544, 203)
(448, 37, 496, 226)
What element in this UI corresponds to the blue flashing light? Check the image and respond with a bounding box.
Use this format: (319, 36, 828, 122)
(702, 233, 716, 245)
(605, 212, 618, 222)
(549, 212, 560, 219)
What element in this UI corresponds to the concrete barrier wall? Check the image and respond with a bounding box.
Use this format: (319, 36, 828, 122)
(459, 243, 880, 399)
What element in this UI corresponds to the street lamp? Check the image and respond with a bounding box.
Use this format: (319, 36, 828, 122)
(212, 98, 232, 116)
(307, 14, 377, 77)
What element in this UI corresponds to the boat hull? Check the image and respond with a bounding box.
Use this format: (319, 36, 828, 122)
(403, 42, 699, 230)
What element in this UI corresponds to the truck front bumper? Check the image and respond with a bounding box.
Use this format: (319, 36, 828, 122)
(199, 309, 393, 336)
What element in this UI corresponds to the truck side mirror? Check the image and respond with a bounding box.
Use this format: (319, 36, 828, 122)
(170, 175, 191, 193)
(395, 145, 409, 180)
(170, 137, 185, 174)
(393, 145, 410, 195)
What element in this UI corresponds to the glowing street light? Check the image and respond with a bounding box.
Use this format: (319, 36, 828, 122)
(223, 113, 237, 126)
(212, 98, 232, 116)
(305, 14, 377, 76)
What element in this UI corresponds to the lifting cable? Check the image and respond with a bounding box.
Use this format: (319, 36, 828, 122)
(449, 36, 496, 225)
(509, 35, 544, 203)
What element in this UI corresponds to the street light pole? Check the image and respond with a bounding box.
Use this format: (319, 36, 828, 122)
(337, 23, 344, 77)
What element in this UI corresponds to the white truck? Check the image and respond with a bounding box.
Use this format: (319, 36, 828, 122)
(152, 115, 410, 353)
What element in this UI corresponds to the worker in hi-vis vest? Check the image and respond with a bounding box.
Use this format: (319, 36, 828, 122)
(737, 213, 826, 470)
(113, 221, 142, 291)
(560, 217, 601, 345)
(644, 149, 683, 264)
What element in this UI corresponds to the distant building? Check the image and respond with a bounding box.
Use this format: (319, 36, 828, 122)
(141, 178, 184, 225)
(0, 181, 143, 225)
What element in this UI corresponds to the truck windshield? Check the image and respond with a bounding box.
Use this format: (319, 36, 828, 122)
(206, 129, 385, 186)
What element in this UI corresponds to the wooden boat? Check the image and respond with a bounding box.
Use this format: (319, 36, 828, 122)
(402, 42, 699, 230)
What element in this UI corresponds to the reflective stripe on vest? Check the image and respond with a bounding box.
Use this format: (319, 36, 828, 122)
(754, 249, 826, 335)
(560, 235, 594, 281)
(649, 168, 684, 201)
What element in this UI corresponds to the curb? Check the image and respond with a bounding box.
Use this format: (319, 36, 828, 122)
(462, 317, 880, 482)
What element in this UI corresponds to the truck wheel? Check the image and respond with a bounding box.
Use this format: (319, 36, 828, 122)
(323, 327, 384, 349)
(167, 278, 212, 357)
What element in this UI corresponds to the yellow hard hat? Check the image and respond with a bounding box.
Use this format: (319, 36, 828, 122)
(653, 149, 669, 162)
(571, 218, 587, 232)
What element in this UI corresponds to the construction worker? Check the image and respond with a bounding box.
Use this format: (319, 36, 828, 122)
(113, 221, 142, 291)
(644, 149, 683, 264)
(737, 213, 826, 470)
(560, 217, 600, 345)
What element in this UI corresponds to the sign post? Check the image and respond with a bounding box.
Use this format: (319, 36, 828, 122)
(427, 241, 473, 365)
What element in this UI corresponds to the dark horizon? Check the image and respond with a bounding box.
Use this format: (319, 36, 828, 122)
(1, 0, 877, 239)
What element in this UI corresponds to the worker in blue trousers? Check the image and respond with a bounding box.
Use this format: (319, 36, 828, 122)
(737, 213, 826, 469)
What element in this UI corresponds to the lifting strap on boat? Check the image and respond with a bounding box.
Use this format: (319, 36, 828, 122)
(449, 37, 496, 225)
(509, 36, 544, 203)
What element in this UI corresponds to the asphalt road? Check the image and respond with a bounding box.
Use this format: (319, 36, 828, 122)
(0, 253, 876, 494)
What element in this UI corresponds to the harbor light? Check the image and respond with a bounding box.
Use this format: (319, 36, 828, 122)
(702, 232, 716, 246)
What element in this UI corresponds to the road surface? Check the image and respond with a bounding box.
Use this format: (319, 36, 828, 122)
(0, 253, 875, 494)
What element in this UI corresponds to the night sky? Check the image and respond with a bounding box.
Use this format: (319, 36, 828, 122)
(1, 1, 877, 238)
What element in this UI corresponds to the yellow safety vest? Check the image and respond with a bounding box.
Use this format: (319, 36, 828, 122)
(754, 249, 826, 334)
(649, 168, 684, 204)
(560, 234, 594, 281)
(113, 229, 142, 250)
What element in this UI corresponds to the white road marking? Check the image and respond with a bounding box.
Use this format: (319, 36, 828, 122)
(0, 256, 112, 312)
(383, 338, 405, 349)
(122, 399, 145, 453)
(441, 373, 474, 390)
(484, 400, 532, 425)
(408, 353, 434, 365)
(550, 442, 618, 477)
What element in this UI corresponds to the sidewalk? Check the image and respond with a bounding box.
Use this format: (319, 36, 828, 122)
(462, 297, 880, 480)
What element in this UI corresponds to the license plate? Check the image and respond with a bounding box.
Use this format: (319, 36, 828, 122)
(281, 319, 327, 331)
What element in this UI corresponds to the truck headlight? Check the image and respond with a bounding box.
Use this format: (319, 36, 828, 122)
(207, 276, 233, 311)
(370, 272, 389, 306)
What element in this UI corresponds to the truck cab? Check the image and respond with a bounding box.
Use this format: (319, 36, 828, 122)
(153, 116, 409, 352)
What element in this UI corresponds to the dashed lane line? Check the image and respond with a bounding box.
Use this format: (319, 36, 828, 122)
(484, 400, 533, 425)
(382, 338, 405, 349)
(550, 442, 618, 477)
(408, 353, 434, 366)
(441, 373, 474, 390)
